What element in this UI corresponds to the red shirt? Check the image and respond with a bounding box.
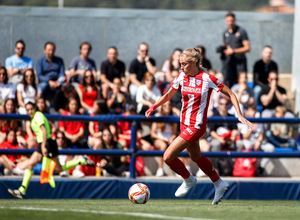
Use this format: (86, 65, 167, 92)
(58, 111, 85, 135)
(78, 84, 98, 107)
(171, 70, 224, 129)
(0, 141, 21, 162)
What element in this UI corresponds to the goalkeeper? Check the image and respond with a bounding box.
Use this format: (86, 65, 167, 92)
(8, 102, 94, 199)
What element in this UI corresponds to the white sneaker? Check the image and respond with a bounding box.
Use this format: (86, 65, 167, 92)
(212, 179, 230, 205)
(175, 175, 197, 197)
(60, 170, 69, 177)
(196, 169, 206, 177)
(13, 167, 25, 176)
(156, 168, 164, 177)
(4, 168, 12, 175)
(72, 169, 85, 178)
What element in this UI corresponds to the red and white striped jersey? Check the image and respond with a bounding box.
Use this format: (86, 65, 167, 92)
(171, 70, 224, 129)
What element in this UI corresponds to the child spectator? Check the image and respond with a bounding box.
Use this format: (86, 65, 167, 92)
(150, 101, 178, 177)
(266, 105, 296, 148)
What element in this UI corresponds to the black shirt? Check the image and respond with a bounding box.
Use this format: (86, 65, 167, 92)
(223, 25, 249, 60)
(260, 84, 286, 110)
(253, 59, 278, 86)
(128, 58, 156, 82)
(100, 59, 125, 82)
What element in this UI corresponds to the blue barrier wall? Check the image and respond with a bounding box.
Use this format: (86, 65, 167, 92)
(1, 177, 300, 200)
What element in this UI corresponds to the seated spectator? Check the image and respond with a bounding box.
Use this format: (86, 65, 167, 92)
(76, 69, 101, 114)
(253, 46, 278, 104)
(266, 105, 296, 149)
(117, 104, 151, 176)
(36, 42, 65, 101)
(100, 46, 127, 99)
(98, 128, 129, 177)
(88, 100, 108, 150)
(150, 101, 178, 177)
(36, 97, 56, 135)
(107, 78, 128, 114)
(58, 97, 88, 149)
(196, 45, 212, 70)
(231, 71, 254, 109)
(129, 42, 157, 101)
(0, 154, 24, 175)
(208, 97, 239, 152)
(52, 84, 83, 114)
(161, 48, 182, 83)
(136, 72, 161, 115)
(16, 68, 41, 114)
(236, 103, 274, 152)
(260, 71, 293, 118)
(69, 42, 97, 86)
(5, 39, 33, 85)
(0, 129, 23, 163)
(0, 99, 25, 146)
(0, 67, 15, 113)
(56, 130, 72, 177)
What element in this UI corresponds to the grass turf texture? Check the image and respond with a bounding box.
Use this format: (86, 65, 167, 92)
(1, 199, 300, 220)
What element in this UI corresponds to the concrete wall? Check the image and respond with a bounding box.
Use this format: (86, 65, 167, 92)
(0, 6, 294, 74)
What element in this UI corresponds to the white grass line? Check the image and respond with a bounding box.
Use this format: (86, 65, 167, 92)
(0, 206, 218, 220)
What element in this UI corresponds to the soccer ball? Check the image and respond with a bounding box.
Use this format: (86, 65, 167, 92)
(128, 183, 150, 204)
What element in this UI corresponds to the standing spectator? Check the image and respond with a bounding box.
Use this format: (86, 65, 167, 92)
(107, 77, 128, 114)
(5, 39, 33, 85)
(36, 42, 65, 100)
(58, 97, 88, 149)
(266, 105, 296, 149)
(100, 46, 127, 98)
(260, 71, 292, 118)
(129, 42, 157, 101)
(16, 69, 40, 115)
(76, 69, 100, 114)
(196, 45, 212, 70)
(0, 67, 15, 111)
(231, 71, 255, 109)
(253, 46, 278, 104)
(136, 72, 161, 115)
(161, 48, 182, 83)
(221, 12, 251, 88)
(150, 101, 178, 177)
(69, 42, 97, 86)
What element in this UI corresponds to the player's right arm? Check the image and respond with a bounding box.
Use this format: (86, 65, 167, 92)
(145, 87, 177, 118)
(40, 124, 48, 157)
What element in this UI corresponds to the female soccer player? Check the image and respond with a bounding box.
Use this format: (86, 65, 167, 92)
(145, 48, 253, 205)
(7, 102, 95, 199)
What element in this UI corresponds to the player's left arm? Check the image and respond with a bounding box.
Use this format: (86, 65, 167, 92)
(221, 85, 253, 129)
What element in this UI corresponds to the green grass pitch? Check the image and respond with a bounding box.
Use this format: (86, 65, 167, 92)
(1, 199, 300, 220)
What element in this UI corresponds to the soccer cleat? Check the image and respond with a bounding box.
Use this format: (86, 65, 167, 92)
(212, 180, 230, 205)
(7, 189, 25, 199)
(83, 155, 95, 167)
(175, 175, 197, 197)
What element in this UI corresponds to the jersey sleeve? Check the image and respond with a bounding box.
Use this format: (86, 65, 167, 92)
(33, 112, 45, 128)
(208, 74, 224, 92)
(171, 72, 184, 91)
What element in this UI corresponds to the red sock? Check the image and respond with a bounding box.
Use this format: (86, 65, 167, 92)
(195, 153, 220, 182)
(165, 158, 190, 179)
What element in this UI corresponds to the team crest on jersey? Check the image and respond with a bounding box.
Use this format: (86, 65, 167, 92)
(196, 79, 201, 86)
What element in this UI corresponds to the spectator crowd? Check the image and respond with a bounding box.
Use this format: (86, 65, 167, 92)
(0, 12, 298, 178)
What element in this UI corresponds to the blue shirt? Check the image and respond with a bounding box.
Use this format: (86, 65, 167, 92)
(5, 55, 33, 70)
(36, 55, 65, 83)
(69, 56, 96, 83)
